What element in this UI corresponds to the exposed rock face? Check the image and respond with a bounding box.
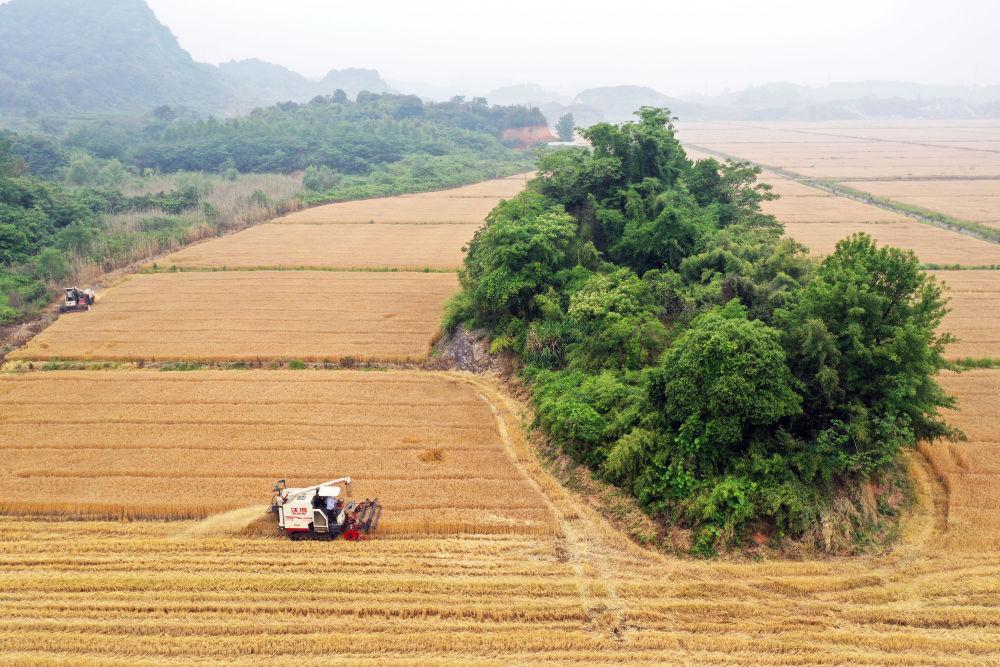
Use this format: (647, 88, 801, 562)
(430, 326, 521, 377)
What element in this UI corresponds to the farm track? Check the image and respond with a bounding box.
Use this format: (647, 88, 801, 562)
(4, 166, 1000, 662)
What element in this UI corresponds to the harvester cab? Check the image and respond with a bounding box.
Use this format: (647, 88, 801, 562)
(269, 477, 382, 540)
(60, 286, 95, 313)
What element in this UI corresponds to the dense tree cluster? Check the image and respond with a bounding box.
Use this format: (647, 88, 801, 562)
(447, 108, 955, 553)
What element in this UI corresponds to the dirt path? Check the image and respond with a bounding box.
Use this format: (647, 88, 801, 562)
(457, 372, 670, 638)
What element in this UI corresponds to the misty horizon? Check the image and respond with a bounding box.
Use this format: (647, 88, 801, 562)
(143, 0, 999, 98)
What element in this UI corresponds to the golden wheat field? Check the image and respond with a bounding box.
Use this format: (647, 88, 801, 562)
(157, 175, 528, 270)
(0, 371, 556, 535)
(928, 270, 1000, 358)
(158, 223, 480, 270)
(1, 373, 1000, 664)
(10, 272, 459, 362)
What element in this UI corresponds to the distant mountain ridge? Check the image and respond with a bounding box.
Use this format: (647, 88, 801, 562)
(217, 59, 392, 109)
(0, 0, 393, 116)
(685, 81, 1000, 120)
(487, 80, 1000, 127)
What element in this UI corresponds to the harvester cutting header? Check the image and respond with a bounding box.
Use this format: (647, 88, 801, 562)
(269, 477, 382, 540)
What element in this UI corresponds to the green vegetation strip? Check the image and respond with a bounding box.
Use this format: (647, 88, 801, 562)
(920, 263, 1000, 271)
(2, 359, 395, 373)
(947, 357, 1000, 371)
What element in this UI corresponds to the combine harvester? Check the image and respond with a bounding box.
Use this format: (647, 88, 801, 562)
(59, 286, 95, 313)
(269, 477, 382, 540)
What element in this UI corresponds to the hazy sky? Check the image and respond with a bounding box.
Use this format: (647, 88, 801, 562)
(141, 0, 999, 96)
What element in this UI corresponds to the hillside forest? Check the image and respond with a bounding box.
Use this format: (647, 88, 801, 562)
(0, 93, 541, 324)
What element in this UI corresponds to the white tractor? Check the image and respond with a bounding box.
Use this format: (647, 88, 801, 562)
(268, 477, 382, 540)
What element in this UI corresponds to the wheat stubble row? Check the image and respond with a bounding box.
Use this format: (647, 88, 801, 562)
(1, 516, 1000, 663)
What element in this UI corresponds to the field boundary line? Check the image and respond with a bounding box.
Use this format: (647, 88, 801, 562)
(684, 143, 1000, 247)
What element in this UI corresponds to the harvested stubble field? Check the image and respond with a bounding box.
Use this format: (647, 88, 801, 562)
(1, 372, 1000, 663)
(920, 369, 1000, 550)
(782, 220, 1000, 265)
(0, 370, 556, 535)
(680, 120, 1000, 179)
(158, 222, 480, 271)
(928, 270, 1000, 359)
(762, 184, 909, 223)
(9, 271, 459, 363)
(401, 178, 530, 199)
(683, 122, 1000, 266)
(841, 179, 1000, 229)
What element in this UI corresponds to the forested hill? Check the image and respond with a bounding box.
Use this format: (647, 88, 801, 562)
(0, 0, 235, 114)
(0, 0, 394, 115)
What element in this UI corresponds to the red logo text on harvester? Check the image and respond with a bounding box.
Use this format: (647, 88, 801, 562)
(290, 507, 308, 516)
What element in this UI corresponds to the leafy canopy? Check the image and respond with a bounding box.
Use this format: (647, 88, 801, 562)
(446, 107, 954, 552)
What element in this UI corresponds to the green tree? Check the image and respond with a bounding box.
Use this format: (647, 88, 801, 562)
(303, 164, 341, 192)
(611, 189, 715, 273)
(649, 301, 801, 488)
(0, 223, 31, 264)
(64, 151, 99, 186)
(33, 247, 69, 282)
(567, 268, 667, 370)
(0, 135, 25, 176)
(781, 233, 956, 470)
(461, 194, 578, 325)
(556, 113, 575, 142)
(97, 159, 128, 188)
(686, 158, 778, 228)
